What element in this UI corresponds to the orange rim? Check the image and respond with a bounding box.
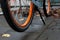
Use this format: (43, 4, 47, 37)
(7, 0, 34, 28)
(47, 0, 51, 14)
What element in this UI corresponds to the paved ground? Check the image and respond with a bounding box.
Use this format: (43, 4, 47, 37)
(0, 13, 60, 40)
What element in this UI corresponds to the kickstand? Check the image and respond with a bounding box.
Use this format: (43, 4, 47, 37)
(38, 10, 46, 25)
(33, 5, 46, 25)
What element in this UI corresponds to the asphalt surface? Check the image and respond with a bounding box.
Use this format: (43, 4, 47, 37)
(0, 13, 60, 40)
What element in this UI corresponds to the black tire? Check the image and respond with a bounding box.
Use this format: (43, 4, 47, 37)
(43, 0, 51, 17)
(1, 0, 34, 32)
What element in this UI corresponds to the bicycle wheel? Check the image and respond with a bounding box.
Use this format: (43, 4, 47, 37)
(43, 0, 51, 17)
(1, 0, 34, 32)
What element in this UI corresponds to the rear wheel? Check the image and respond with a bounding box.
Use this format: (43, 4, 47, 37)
(1, 0, 34, 32)
(43, 0, 51, 17)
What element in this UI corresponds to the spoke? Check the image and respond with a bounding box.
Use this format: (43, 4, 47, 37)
(8, 0, 31, 24)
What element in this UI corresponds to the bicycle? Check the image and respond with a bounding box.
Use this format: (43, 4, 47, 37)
(1, 0, 51, 32)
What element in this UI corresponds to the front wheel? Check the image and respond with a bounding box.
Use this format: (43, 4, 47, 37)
(1, 0, 34, 32)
